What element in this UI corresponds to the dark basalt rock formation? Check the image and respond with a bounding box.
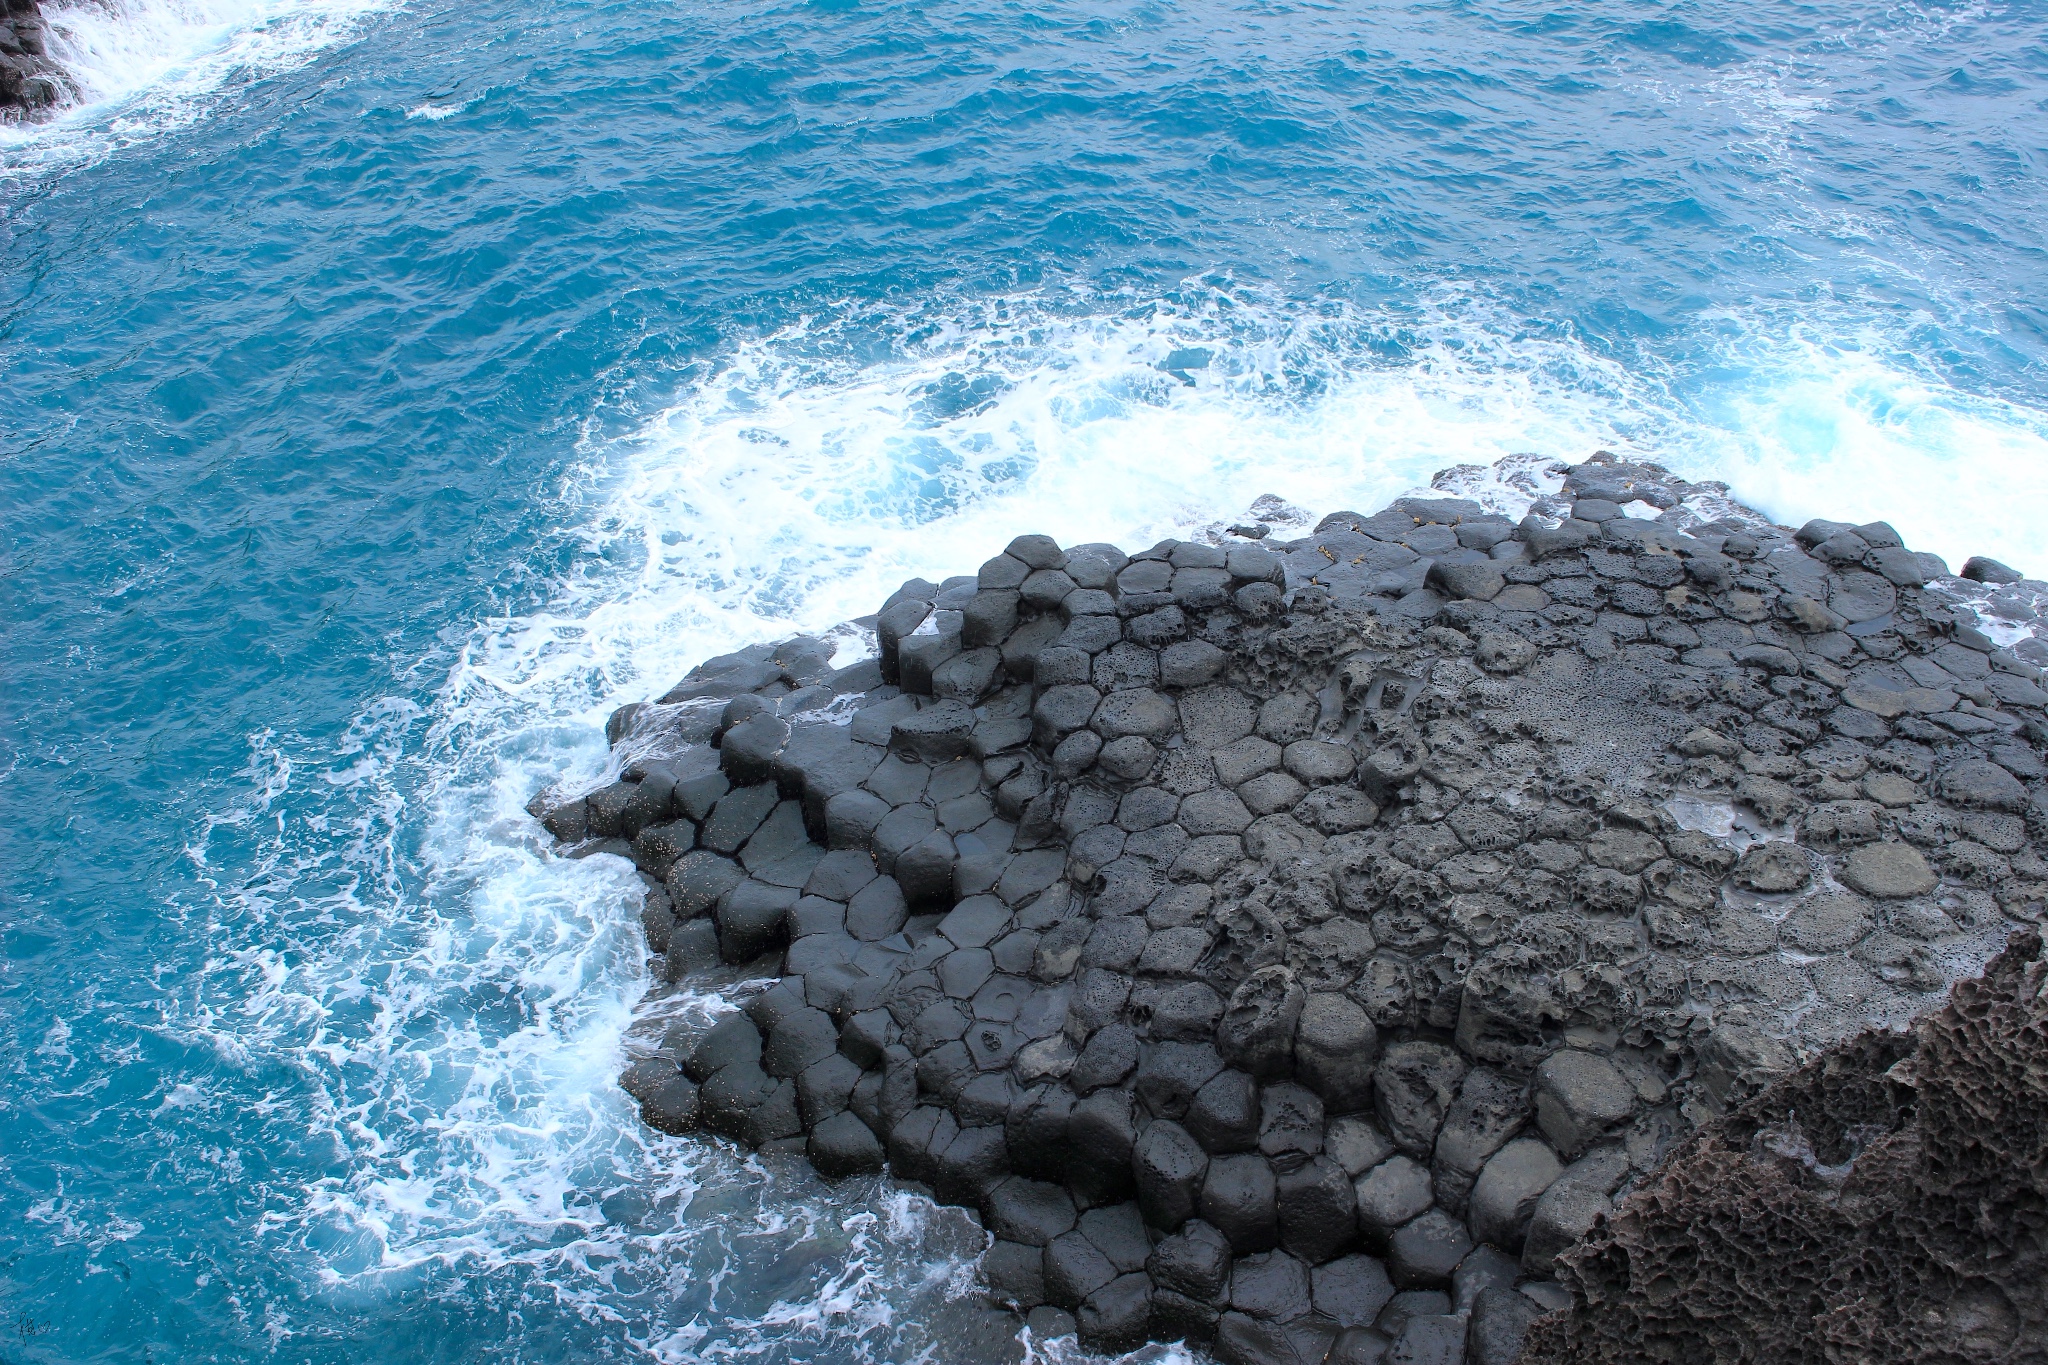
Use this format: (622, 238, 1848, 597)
(0, 0, 62, 119)
(1525, 928, 2048, 1365)
(533, 451, 2048, 1364)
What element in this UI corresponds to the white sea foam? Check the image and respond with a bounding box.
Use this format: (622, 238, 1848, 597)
(525, 281, 2048, 681)
(164, 277, 2048, 1361)
(179, 703, 1010, 1358)
(0, 0, 390, 173)
(1672, 326, 2048, 578)
(405, 91, 478, 120)
(488, 282, 1670, 727)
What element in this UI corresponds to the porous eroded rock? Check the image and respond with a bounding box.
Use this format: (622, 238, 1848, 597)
(1523, 930, 2048, 1365)
(545, 451, 2048, 1364)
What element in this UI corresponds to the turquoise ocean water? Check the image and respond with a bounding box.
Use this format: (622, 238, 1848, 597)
(3, 1, 2046, 1360)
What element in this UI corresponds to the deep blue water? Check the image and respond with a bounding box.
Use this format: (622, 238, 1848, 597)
(3, 0, 2046, 1360)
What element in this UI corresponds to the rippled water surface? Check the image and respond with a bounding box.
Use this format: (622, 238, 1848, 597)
(3, 1, 2045, 1360)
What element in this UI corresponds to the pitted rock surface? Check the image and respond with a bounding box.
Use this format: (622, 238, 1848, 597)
(1524, 929, 2048, 1365)
(540, 452, 2048, 1364)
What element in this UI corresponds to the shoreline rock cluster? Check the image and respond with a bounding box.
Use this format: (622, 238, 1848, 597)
(535, 452, 2048, 1364)
(1, 0, 61, 119)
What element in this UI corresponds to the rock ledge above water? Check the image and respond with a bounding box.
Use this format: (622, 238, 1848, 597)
(543, 451, 2048, 1365)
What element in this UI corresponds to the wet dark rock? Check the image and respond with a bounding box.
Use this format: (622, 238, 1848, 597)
(1080, 1272, 1154, 1351)
(846, 876, 909, 940)
(1068, 1088, 1140, 1202)
(1377, 1288, 1453, 1339)
(1534, 1052, 1636, 1159)
(1189, 1068, 1263, 1154)
(823, 789, 891, 848)
(764, 1005, 840, 1077)
(1452, 1245, 1520, 1315)
(1150, 1289, 1221, 1345)
(701, 783, 781, 853)
(1328, 1325, 1393, 1365)
(1231, 1248, 1313, 1319)
(1081, 1201, 1151, 1273)
(1026, 1305, 1078, 1342)
(1312, 1252, 1397, 1328)
(665, 919, 722, 978)
(1521, 1148, 1627, 1277)
(1376, 1042, 1469, 1156)
(1135, 1119, 1210, 1229)
(1136, 1040, 1226, 1118)
(1277, 1154, 1358, 1264)
(1328, 1116, 1398, 1177)
(669, 849, 746, 920)
(696, 1060, 785, 1141)
(796, 1051, 861, 1125)
(1355, 1154, 1435, 1244)
(1215, 1310, 1306, 1365)
(1072, 1022, 1140, 1092)
(717, 880, 798, 961)
(1468, 1138, 1564, 1251)
(1201, 1152, 1281, 1252)
(720, 714, 791, 787)
(1045, 1230, 1118, 1309)
(1468, 1286, 1543, 1365)
(1150, 1216, 1235, 1301)
(1431, 1069, 1528, 1215)
(684, 1011, 763, 1082)
(1152, 982, 1227, 1041)
(982, 1238, 1046, 1308)
(1219, 966, 1307, 1079)
(1388, 1209, 1475, 1289)
(1245, 1082, 1316, 1156)
(1390, 1312, 1467, 1365)
(583, 780, 639, 839)
(622, 1059, 700, 1133)
(933, 1122, 1009, 1206)
(808, 1110, 886, 1176)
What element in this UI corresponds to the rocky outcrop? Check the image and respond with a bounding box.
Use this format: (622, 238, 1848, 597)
(534, 451, 2048, 1364)
(1524, 928, 2048, 1365)
(1, 0, 63, 120)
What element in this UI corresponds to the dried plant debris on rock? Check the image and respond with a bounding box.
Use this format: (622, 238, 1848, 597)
(535, 451, 2048, 1365)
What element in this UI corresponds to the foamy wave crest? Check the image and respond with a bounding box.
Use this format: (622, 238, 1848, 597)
(496, 279, 2048, 727)
(0, 0, 390, 172)
(486, 280, 1669, 739)
(1673, 324, 2048, 576)
(404, 92, 476, 120)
